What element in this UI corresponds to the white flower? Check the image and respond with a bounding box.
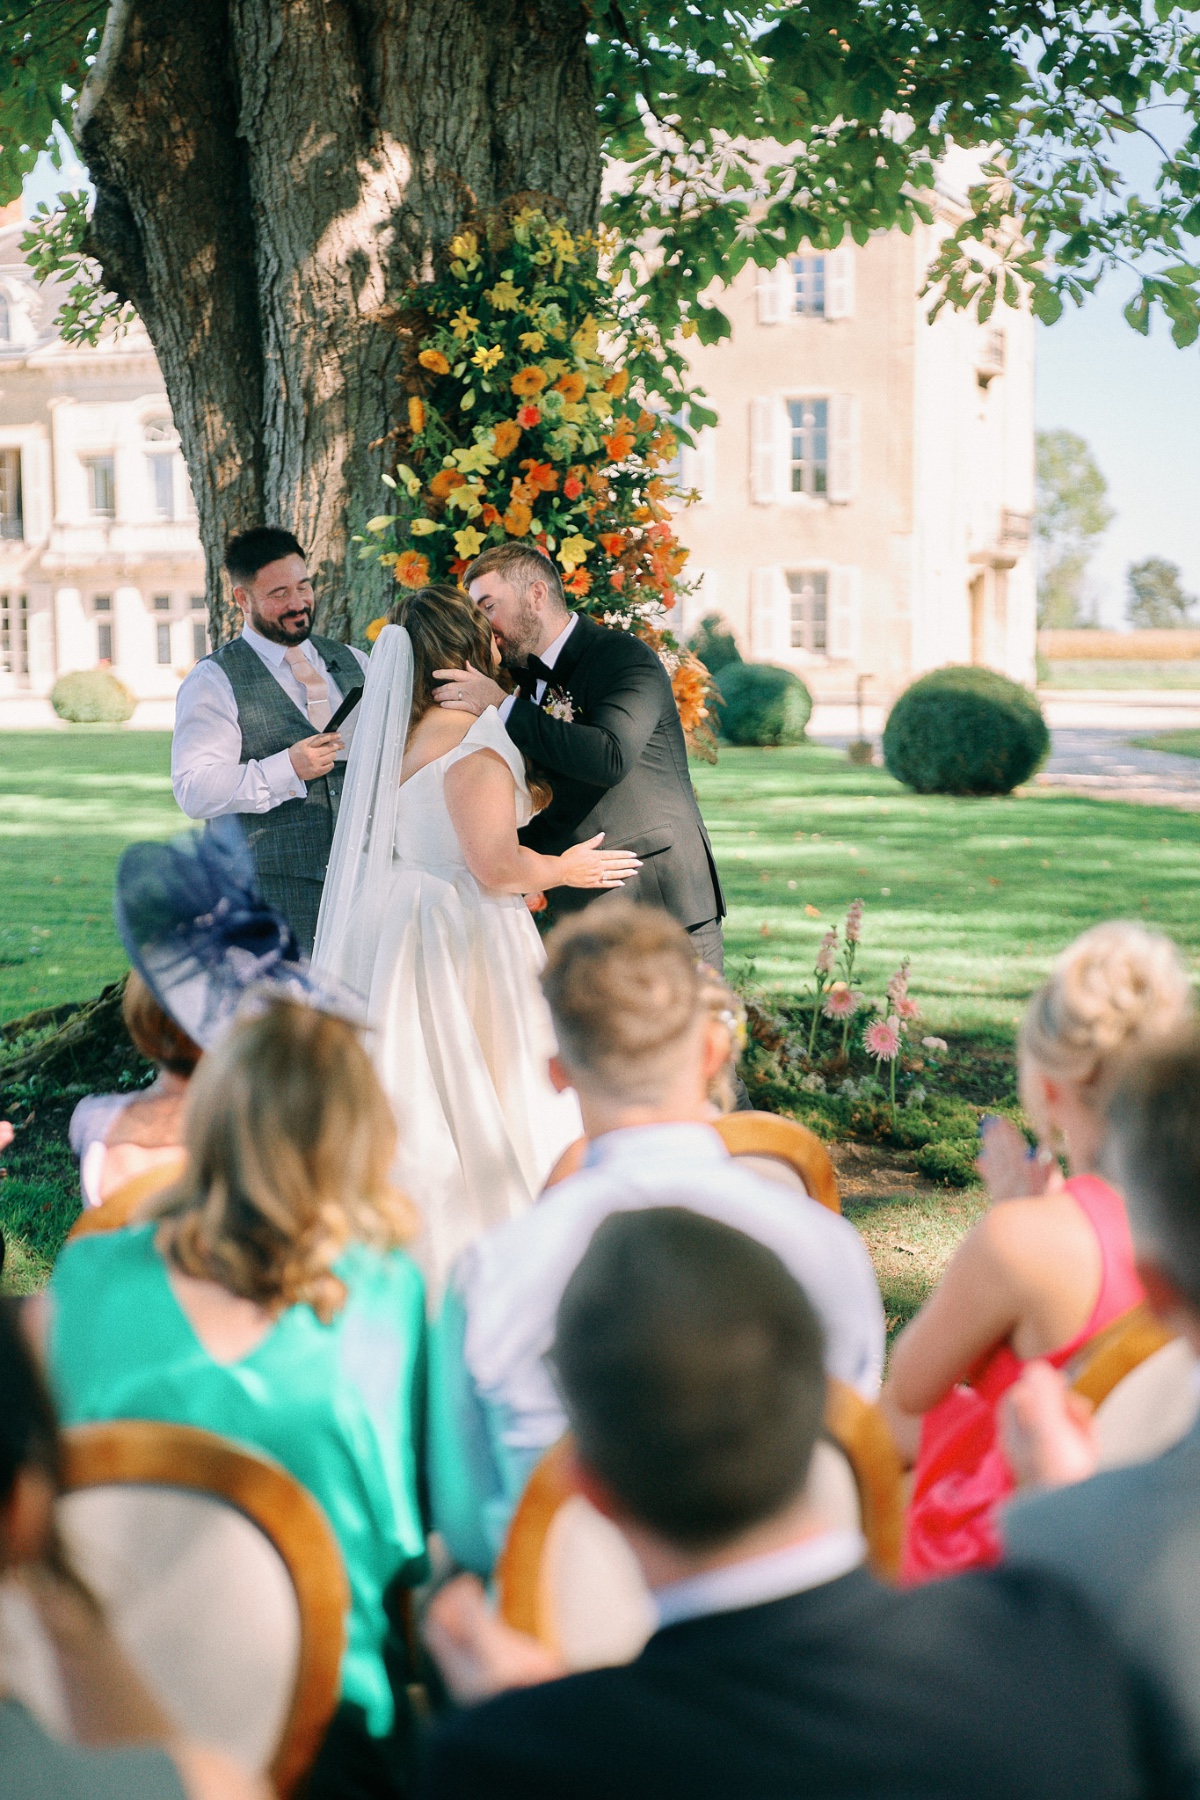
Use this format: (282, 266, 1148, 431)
(544, 687, 575, 722)
(922, 1035, 948, 1052)
(906, 1084, 927, 1107)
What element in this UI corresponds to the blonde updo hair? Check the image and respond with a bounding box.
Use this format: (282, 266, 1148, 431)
(153, 999, 416, 1323)
(1019, 921, 1193, 1099)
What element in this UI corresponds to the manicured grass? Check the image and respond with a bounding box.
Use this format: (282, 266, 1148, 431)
(1132, 729, 1200, 759)
(0, 731, 184, 1022)
(845, 1188, 990, 1339)
(693, 744, 1200, 1033)
(1043, 660, 1200, 689)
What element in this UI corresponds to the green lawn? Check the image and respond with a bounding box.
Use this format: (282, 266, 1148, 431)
(0, 731, 185, 1022)
(1043, 660, 1200, 689)
(1132, 729, 1200, 759)
(693, 745, 1200, 1033)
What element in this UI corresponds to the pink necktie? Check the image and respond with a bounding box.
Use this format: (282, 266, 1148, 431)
(284, 646, 331, 730)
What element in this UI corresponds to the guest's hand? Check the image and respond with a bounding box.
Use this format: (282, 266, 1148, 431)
(977, 1115, 1057, 1202)
(423, 1574, 564, 1702)
(288, 733, 344, 780)
(558, 834, 642, 890)
(0, 1120, 13, 1156)
(434, 662, 506, 715)
(999, 1360, 1099, 1490)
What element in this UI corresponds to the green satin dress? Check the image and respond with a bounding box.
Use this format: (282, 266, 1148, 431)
(48, 1224, 428, 1738)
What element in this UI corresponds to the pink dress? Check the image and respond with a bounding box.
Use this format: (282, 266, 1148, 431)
(901, 1175, 1144, 1584)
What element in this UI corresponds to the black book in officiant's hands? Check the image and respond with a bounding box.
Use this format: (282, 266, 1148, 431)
(325, 686, 364, 734)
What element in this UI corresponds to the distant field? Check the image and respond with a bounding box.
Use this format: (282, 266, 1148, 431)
(1131, 729, 1200, 759)
(1042, 660, 1200, 690)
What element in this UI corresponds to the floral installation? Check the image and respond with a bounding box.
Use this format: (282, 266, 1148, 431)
(357, 204, 720, 760)
(543, 687, 576, 723)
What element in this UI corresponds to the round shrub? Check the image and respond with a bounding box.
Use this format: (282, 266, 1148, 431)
(717, 662, 812, 747)
(50, 670, 136, 725)
(882, 665, 1048, 796)
(689, 611, 743, 677)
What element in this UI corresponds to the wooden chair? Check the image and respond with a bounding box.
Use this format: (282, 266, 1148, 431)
(495, 1378, 901, 1668)
(1069, 1302, 1200, 1470)
(56, 1421, 348, 1796)
(714, 1111, 841, 1214)
(67, 1154, 186, 1242)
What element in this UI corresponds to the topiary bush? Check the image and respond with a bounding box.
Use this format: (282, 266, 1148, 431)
(50, 670, 136, 725)
(717, 662, 812, 747)
(689, 612, 743, 677)
(882, 665, 1048, 796)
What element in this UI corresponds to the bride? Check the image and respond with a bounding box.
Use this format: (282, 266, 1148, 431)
(312, 585, 639, 1290)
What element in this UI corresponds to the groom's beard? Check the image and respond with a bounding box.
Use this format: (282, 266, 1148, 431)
(495, 598, 543, 670)
(248, 605, 313, 647)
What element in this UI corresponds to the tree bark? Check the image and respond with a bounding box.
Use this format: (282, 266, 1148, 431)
(76, 0, 601, 642)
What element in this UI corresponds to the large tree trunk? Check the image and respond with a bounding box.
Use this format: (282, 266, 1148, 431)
(75, 0, 601, 642)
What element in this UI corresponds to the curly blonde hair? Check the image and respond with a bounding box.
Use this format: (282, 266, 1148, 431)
(153, 1000, 415, 1323)
(1019, 921, 1194, 1095)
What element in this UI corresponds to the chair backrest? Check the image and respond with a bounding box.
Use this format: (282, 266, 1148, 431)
(57, 1421, 347, 1796)
(1070, 1303, 1200, 1469)
(67, 1155, 187, 1242)
(714, 1112, 841, 1213)
(495, 1378, 899, 1668)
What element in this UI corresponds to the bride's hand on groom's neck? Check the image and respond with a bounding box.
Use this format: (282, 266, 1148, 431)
(434, 662, 506, 716)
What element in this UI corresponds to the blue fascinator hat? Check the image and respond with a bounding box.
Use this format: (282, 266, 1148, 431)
(114, 816, 364, 1049)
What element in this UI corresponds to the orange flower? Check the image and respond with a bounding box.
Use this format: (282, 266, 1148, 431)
(395, 549, 430, 588)
(610, 568, 626, 590)
(492, 419, 521, 458)
(635, 409, 656, 436)
(516, 403, 542, 428)
(511, 366, 548, 396)
(509, 477, 536, 505)
(519, 459, 558, 493)
(408, 396, 425, 433)
(563, 569, 592, 595)
(554, 371, 587, 403)
(672, 657, 711, 736)
(449, 557, 470, 579)
(481, 503, 501, 526)
(430, 467, 467, 499)
(418, 347, 450, 375)
(604, 370, 629, 398)
(365, 616, 388, 642)
(503, 500, 532, 537)
(603, 423, 637, 463)
(598, 532, 626, 557)
(562, 472, 584, 500)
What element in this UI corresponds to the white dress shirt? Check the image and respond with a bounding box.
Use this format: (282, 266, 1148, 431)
(497, 612, 578, 723)
(654, 1529, 866, 1630)
(171, 623, 369, 820)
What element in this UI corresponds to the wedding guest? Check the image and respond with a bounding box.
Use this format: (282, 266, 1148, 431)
(1000, 1030, 1200, 1784)
(171, 527, 369, 953)
(882, 920, 1192, 1581)
(69, 973, 200, 1210)
(38, 1000, 427, 1778)
(0, 1300, 266, 1800)
(421, 1208, 1156, 1800)
(428, 903, 884, 1575)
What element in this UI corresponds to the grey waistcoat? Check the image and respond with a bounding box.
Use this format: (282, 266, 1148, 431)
(211, 634, 362, 883)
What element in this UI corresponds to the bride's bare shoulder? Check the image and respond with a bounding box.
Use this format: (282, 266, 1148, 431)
(401, 707, 474, 783)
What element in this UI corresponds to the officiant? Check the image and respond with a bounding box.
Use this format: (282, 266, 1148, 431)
(171, 527, 368, 955)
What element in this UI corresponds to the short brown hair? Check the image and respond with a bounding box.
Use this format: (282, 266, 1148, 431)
(387, 584, 497, 726)
(541, 902, 702, 1102)
(154, 1000, 415, 1323)
(463, 541, 567, 610)
(553, 1208, 826, 1550)
(1107, 1030, 1200, 1310)
(122, 971, 202, 1077)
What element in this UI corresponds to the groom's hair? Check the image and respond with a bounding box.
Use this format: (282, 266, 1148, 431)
(464, 542, 567, 612)
(542, 902, 704, 1103)
(225, 527, 306, 585)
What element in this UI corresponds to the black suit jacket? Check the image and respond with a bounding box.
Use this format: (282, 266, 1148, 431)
(421, 1566, 1164, 1800)
(505, 614, 724, 929)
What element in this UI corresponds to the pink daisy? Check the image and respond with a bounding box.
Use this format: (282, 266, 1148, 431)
(815, 929, 839, 976)
(864, 1016, 902, 1061)
(895, 996, 920, 1021)
(823, 982, 860, 1019)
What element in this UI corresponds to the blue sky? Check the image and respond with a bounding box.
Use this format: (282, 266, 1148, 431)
(23, 132, 1200, 629)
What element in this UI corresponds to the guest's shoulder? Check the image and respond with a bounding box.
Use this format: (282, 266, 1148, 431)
(54, 1220, 157, 1287)
(336, 1240, 426, 1312)
(1003, 1427, 1200, 1569)
(425, 1666, 638, 1792)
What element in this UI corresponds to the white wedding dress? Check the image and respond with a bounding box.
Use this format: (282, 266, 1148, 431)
(312, 625, 581, 1293)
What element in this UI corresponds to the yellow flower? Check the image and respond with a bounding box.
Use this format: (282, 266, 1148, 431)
(365, 617, 388, 642)
(454, 526, 485, 560)
(486, 280, 523, 311)
(408, 396, 425, 433)
(452, 441, 499, 475)
(557, 533, 595, 573)
(472, 344, 504, 372)
(451, 307, 480, 339)
(681, 318, 699, 339)
(511, 366, 548, 396)
(366, 515, 395, 533)
(518, 329, 546, 352)
(449, 230, 479, 264)
(410, 517, 444, 536)
(418, 347, 450, 374)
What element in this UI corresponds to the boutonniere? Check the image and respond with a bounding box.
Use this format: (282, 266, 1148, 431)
(543, 686, 576, 722)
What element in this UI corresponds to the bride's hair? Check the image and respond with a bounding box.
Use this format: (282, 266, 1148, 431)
(388, 584, 499, 728)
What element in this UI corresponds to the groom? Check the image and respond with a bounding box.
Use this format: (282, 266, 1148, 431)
(438, 542, 727, 968)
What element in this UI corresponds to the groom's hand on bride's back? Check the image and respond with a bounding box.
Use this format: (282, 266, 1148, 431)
(288, 733, 344, 779)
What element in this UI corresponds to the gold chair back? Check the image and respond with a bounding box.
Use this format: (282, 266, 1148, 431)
(714, 1112, 841, 1213)
(67, 1154, 187, 1243)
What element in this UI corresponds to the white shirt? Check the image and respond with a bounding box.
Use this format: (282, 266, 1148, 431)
(171, 623, 369, 820)
(497, 612, 578, 723)
(654, 1529, 866, 1630)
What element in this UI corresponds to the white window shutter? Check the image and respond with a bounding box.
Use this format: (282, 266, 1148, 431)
(756, 263, 788, 326)
(825, 247, 856, 319)
(827, 394, 859, 504)
(679, 426, 715, 504)
(828, 565, 861, 660)
(751, 567, 783, 656)
(750, 397, 783, 505)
